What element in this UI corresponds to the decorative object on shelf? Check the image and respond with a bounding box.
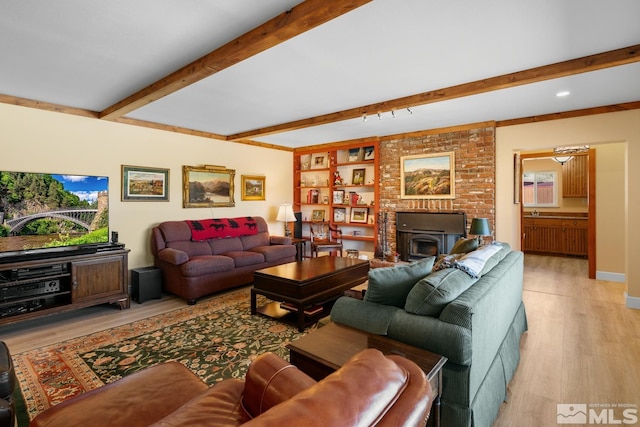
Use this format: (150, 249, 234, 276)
(323, 195, 329, 204)
(349, 191, 359, 206)
(333, 207, 346, 223)
(306, 189, 319, 204)
(183, 165, 235, 208)
(121, 165, 169, 201)
(333, 171, 344, 185)
(300, 154, 311, 170)
(348, 147, 364, 162)
(350, 207, 368, 223)
(312, 209, 325, 221)
(364, 146, 375, 160)
(310, 153, 327, 169)
(276, 203, 296, 237)
(333, 190, 345, 204)
(241, 175, 265, 201)
(400, 152, 455, 199)
(352, 168, 365, 185)
(469, 218, 491, 245)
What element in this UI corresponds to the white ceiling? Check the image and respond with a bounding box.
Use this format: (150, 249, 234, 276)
(1, 0, 639, 149)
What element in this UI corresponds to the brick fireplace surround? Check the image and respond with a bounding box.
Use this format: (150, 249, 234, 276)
(378, 124, 496, 254)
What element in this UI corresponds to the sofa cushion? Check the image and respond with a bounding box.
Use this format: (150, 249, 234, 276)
(207, 237, 243, 255)
(180, 256, 235, 277)
(240, 232, 270, 251)
(449, 237, 480, 254)
(250, 245, 296, 262)
(167, 241, 213, 258)
(364, 257, 435, 308)
(405, 267, 478, 317)
(224, 251, 265, 268)
(454, 242, 510, 278)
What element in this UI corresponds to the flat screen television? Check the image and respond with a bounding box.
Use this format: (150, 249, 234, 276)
(0, 171, 110, 263)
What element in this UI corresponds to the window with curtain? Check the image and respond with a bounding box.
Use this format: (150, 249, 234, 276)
(522, 171, 558, 207)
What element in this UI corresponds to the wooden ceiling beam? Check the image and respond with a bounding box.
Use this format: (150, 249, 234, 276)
(228, 43, 640, 140)
(99, 0, 372, 121)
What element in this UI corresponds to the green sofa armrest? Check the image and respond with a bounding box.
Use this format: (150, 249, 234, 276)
(330, 297, 399, 335)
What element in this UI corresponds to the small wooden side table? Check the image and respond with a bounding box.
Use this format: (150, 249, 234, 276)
(290, 238, 307, 261)
(288, 322, 447, 427)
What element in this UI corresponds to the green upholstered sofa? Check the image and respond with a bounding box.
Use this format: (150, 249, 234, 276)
(330, 243, 527, 427)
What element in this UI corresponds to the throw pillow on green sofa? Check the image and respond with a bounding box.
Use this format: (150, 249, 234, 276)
(449, 236, 480, 254)
(404, 267, 478, 317)
(364, 256, 435, 308)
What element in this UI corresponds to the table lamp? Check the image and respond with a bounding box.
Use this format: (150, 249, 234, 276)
(469, 218, 491, 245)
(276, 203, 296, 237)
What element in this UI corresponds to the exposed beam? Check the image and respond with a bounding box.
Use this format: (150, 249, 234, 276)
(0, 94, 98, 119)
(99, 0, 372, 121)
(228, 44, 640, 140)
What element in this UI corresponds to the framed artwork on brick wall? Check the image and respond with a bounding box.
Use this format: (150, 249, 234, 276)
(400, 152, 455, 199)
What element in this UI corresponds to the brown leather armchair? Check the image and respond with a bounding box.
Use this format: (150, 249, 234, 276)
(0, 342, 16, 427)
(30, 348, 432, 427)
(309, 222, 343, 257)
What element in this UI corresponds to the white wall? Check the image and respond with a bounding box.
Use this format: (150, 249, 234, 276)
(0, 103, 293, 270)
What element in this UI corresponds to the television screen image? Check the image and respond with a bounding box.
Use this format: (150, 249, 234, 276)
(0, 171, 110, 260)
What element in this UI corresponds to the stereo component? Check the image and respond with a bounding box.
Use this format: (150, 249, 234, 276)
(0, 279, 61, 302)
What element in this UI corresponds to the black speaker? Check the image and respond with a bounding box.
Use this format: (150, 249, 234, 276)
(294, 212, 302, 239)
(131, 267, 162, 304)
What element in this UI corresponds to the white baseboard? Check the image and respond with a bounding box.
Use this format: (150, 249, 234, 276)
(625, 293, 640, 310)
(595, 271, 625, 282)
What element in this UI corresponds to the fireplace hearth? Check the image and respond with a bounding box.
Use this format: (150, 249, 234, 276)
(396, 212, 467, 261)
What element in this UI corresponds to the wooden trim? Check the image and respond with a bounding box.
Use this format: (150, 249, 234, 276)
(228, 44, 640, 140)
(497, 101, 640, 127)
(588, 148, 596, 279)
(0, 94, 98, 119)
(99, 0, 372, 120)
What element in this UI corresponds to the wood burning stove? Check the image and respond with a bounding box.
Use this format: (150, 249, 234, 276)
(396, 212, 467, 261)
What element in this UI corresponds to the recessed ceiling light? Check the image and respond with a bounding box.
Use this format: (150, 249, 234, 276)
(556, 90, 571, 97)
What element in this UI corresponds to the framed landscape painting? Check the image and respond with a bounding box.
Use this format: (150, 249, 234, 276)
(400, 152, 455, 199)
(241, 175, 265, 201)
(182, 165, 235, 208)
(121, 165, 169, 201)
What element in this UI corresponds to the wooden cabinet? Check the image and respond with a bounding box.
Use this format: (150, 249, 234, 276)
(561, 218, 588, 256)
(562, 155, 588, 198)
(0, 248, 130, 325)
(294, 142, 379, 254)
(522, 217, 587, 257)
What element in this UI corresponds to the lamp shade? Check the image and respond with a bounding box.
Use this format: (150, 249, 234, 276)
(276, 204, 296, 223)
(469, 218, 491, 236)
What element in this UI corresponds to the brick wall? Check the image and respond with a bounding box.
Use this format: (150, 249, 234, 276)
(378, 125, 496, 254)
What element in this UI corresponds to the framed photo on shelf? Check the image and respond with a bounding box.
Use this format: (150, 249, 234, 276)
(310, 153, 327, 169)
(350, 207, 368, 223)
(241, 175, 265, 201)
(121, 165, 169, 201)
(352, 168, 365, 185)
(182, 165, 235, 208)
(364, 146, 375, 161)
(348, 148, 364, 162)
(332, 190, 345, 204)
(311, 209, 325, 221)
(400, 151, 455, 199)
(333, 207, 346, 223)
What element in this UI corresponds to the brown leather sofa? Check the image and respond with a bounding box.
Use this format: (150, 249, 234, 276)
(29, 349, 432, 427)
(150, 216, 296, 304)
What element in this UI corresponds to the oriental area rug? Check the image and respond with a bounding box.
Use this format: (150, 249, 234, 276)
(12, 288, 315, 422)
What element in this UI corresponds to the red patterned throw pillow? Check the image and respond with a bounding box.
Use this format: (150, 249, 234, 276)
(187, 217, 259, 241)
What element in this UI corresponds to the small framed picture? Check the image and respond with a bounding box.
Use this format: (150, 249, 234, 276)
(333, 207, 346, 223)
(312, 209, 325, 221)
(121, 165, 169, 201)
(310, 153, 327, 169)
(350, 207, 368, 223)
(241, 175, 265, 201)
(332, 190, 345, 204)
(352, 168, 365, 185)
(364, 146, 375, 161)
(348, 148, 363, 162)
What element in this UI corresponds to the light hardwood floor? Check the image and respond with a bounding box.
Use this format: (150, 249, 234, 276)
(2, 254, 639, 426)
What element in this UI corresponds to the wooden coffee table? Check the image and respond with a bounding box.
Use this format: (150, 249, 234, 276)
(251, 257, 369, 331)
(287, 322, 447, 427)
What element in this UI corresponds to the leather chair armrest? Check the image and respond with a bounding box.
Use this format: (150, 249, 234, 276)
(0, 398, 14, 427)
(158, 248, 189, 265)
(270, 236, 291, 245)
(242, 353, 315, 418)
